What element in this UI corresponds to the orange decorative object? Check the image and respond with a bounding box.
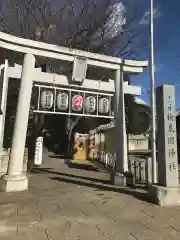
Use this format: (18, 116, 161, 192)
(73, 133, 88, 161)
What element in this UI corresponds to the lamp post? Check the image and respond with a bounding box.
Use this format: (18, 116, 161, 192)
(149, 0, 157, 183)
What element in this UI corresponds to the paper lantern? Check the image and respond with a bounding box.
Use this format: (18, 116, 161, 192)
(99, 98, 109, 114)
(41, 91, 53, 109)
(57, 92, 68, 111)
(85, 96, 96, 113)
(72, 95, 83, 112)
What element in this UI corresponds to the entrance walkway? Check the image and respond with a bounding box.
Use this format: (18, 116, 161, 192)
(1, 158, 180, 239)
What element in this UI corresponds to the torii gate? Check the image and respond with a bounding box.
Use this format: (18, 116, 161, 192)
(0, 31, 148, 192)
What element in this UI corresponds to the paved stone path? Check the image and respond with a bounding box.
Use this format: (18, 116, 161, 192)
(1, 158, 180, 239)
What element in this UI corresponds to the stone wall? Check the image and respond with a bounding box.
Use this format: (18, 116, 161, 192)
(128, 134, 149, 151)
(104, 128, 149, 153)
(0, 148, 28, 176)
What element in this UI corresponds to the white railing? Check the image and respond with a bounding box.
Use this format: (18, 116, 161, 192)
(93, 149, 152, 185)
(128, 156, 152, 185)
(93, 151, 116, 170)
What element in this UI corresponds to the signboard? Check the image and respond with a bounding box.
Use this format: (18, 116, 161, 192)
(72, 56, 88, 83)
(156, 85, 179, 187)
(34, 137, 43, 165)
(33, 84, 114, 119)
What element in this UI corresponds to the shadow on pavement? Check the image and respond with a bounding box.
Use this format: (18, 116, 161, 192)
(50, 176, 152, 203)
(48, 155, 71, 160)
(32, 167, 152, 204)
(66, 162, 100, 171)
(32, 168, 111, 184)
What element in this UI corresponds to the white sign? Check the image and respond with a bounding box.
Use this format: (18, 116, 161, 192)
(34, 137, 43, 165)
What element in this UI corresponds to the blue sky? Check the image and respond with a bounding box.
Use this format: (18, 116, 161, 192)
(131, 0, 180, 109)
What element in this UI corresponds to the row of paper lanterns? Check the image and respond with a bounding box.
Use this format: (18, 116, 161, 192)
(40, 91, 110, 114)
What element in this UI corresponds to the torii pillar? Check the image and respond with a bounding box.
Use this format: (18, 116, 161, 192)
(0, 54, 35, 192)
(111, 67, 129, 185)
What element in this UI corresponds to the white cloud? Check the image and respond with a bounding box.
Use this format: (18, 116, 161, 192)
(154, 64, 163, 73)
(134, 96, 147, 105)
(91, 2, 126, 45)
(139, 6, 162, 25)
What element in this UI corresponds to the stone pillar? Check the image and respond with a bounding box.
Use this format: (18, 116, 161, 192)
(149, 84, 180, 206)
(0, 54, 36, 192)
(111, 67, 129, 186)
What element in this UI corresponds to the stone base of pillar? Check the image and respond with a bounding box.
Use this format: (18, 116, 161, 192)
(0, 174, 28, 192)
(111, 171, 134, 187)
(148, 185, 180, 207)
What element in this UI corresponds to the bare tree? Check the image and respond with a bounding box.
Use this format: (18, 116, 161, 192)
(49, 0, 148, 60)
(0, 0, 148, 59)
(0, 0, 64, 39)
(57, 0, 148, 59)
